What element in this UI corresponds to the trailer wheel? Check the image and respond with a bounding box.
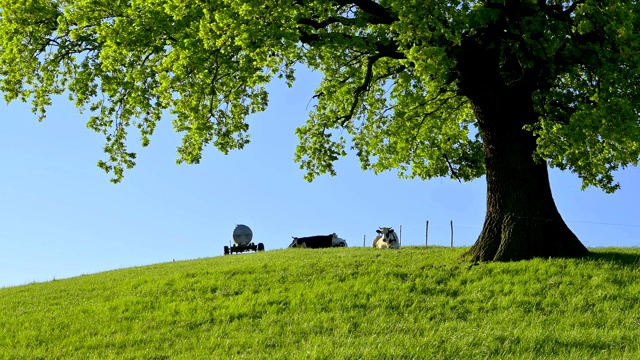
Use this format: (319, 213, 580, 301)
(257, 243, 265, 251)
(223, 246, 230, 255)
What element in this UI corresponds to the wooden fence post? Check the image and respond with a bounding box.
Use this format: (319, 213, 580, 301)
(425, 220, 429, 246)
(450, 220, 454, 247)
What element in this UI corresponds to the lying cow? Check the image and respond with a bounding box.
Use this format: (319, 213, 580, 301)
(372, 227, 400, 249)
(288, 233, 348, 248)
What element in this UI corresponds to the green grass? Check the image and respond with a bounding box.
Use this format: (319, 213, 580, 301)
(2, 247, 640, 359)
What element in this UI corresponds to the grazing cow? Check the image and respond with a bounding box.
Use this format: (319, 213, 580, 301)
(288, 233, 348, 248)
(372, 227, 400, 249)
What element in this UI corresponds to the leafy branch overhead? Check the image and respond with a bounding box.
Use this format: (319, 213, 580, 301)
(1, 0, 639, 190)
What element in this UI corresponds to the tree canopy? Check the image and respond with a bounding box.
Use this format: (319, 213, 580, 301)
(1, 0, 639, 188)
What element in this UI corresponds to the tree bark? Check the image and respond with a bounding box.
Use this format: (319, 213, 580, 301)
(453, 31, 590, 262)
(466, 107, 590, 261)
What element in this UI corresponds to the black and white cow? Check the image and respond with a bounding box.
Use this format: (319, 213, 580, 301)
(288, 233, 348, 248)
(373, 227, 400, 249)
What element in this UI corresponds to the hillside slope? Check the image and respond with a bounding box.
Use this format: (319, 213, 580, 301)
(1, 247, 640, 359)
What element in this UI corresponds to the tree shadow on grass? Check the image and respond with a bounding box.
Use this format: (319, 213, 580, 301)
(582, 248, 640, 268)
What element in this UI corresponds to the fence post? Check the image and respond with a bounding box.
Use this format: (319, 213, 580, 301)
(425, 220, 429, 246)
(399, 225, 402, 246)
(450, 220, 454, 247)
(363, 235, 366, 247)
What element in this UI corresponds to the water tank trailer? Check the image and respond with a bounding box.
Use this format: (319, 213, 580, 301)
(224, 224, 265, 255)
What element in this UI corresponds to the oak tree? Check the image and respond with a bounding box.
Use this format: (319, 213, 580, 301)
(2, 0, 639, 260)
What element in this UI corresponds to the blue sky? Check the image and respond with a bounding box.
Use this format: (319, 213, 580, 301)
(2, 69, 640, 288)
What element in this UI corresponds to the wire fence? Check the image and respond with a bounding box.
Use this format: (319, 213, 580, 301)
(362, 218, 640, 248)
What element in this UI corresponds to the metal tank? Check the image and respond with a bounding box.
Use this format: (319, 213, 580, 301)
(232, 224, 253, 246)
(224, 224, 264, 255)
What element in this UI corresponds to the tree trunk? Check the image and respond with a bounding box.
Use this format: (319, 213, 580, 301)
(465, 109, 590, 261)
(453, 32, 590, 262)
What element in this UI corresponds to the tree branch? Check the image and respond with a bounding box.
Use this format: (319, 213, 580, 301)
(443, 153, 462, 183)
(295, 0, 397, 24)
(338, 46, 406, 127)
(336, 0, 398, 24)
(297, 17, 359, 30)
(338, 53, 382, 126)
(564, 0, 585, 15)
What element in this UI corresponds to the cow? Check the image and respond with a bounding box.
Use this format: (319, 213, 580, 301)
(372, 227, 400, 249)
(288, 233, 348, 248)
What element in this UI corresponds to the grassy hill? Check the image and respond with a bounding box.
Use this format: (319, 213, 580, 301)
(1, 246, 640, 359)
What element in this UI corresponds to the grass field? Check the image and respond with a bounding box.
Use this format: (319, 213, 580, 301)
(1, 246, 640, 359)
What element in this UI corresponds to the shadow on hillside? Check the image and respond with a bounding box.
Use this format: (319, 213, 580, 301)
(582, 249, 640, 268)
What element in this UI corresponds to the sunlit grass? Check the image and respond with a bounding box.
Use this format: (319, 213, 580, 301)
(1, 247, 640, 359)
